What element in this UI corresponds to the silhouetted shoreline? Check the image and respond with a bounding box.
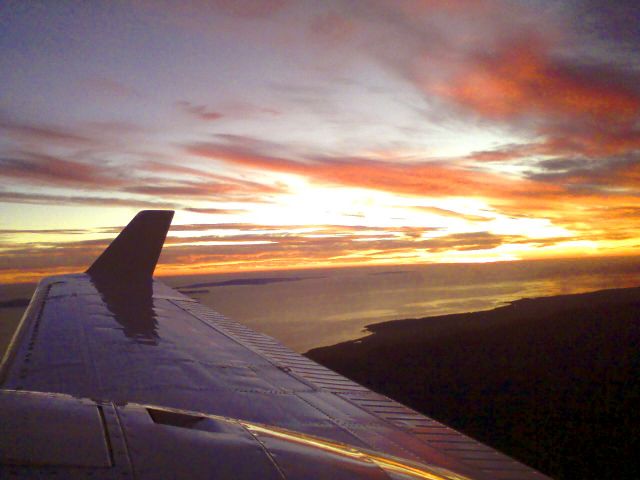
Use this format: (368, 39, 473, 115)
(307, 286, 640, 479)
(0, 298, 30, 309)
(177, 276, 319, 290)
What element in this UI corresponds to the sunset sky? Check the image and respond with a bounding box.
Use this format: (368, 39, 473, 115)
(1, 0, 640, 283)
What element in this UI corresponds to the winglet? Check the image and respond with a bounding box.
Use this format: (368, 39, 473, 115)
(87, 210, 174, 281)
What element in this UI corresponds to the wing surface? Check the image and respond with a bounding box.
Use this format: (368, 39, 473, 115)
(0, 211, 549, 480)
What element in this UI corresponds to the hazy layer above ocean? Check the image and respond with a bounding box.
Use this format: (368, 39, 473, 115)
(163, 256, 640, 352)
(2, 256, 639, 353)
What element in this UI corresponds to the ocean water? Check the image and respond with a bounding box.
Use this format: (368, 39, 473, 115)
(2, 256, 640, 353)
(163, 256, 640, 352)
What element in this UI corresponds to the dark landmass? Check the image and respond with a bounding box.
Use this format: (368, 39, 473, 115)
(177, 289, 209, 295)
(307, 286, 640, 480)
(178, 276, 315, 289)
(0, 298, 30, 309)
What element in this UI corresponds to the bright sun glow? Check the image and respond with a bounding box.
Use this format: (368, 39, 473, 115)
(1, 2, 639, 283)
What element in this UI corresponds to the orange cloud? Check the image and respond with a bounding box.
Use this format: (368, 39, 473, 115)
(187, 140, 564, 204)
(433, 41, 640, 122)
(1, 221, 527, 283)
(538, 126, 640, 158)
(185, 138, 640, 250)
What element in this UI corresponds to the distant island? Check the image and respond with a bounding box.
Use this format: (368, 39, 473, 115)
(307, 286, 640, 480)
(176, 276, 316, 290)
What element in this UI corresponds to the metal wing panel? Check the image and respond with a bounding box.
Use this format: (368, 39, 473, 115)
(174, 296, 547, 480)
(1, 270, 547, 479)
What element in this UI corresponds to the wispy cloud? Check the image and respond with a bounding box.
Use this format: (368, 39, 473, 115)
(0, 153, 125, 188)
(0, 118, 95, 146)
(208, 0, 291, 18)
(0, 189, 180, 209)
(177, 101, 224, 121)
(80, 76, 141, 98)
(184, 207, 247, 215)
(0, 228, 88, 235)
(410, 206, 492, 222)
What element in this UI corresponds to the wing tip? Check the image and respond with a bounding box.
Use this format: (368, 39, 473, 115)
(86, 210, 174, 281)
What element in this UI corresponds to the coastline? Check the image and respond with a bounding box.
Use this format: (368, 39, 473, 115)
(306, 286, 640, 479)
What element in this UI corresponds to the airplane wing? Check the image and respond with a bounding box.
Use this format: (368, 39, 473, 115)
(0, 210, 549, 479)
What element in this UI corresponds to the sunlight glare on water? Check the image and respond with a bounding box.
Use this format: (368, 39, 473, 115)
(163, 256, 640, 352)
